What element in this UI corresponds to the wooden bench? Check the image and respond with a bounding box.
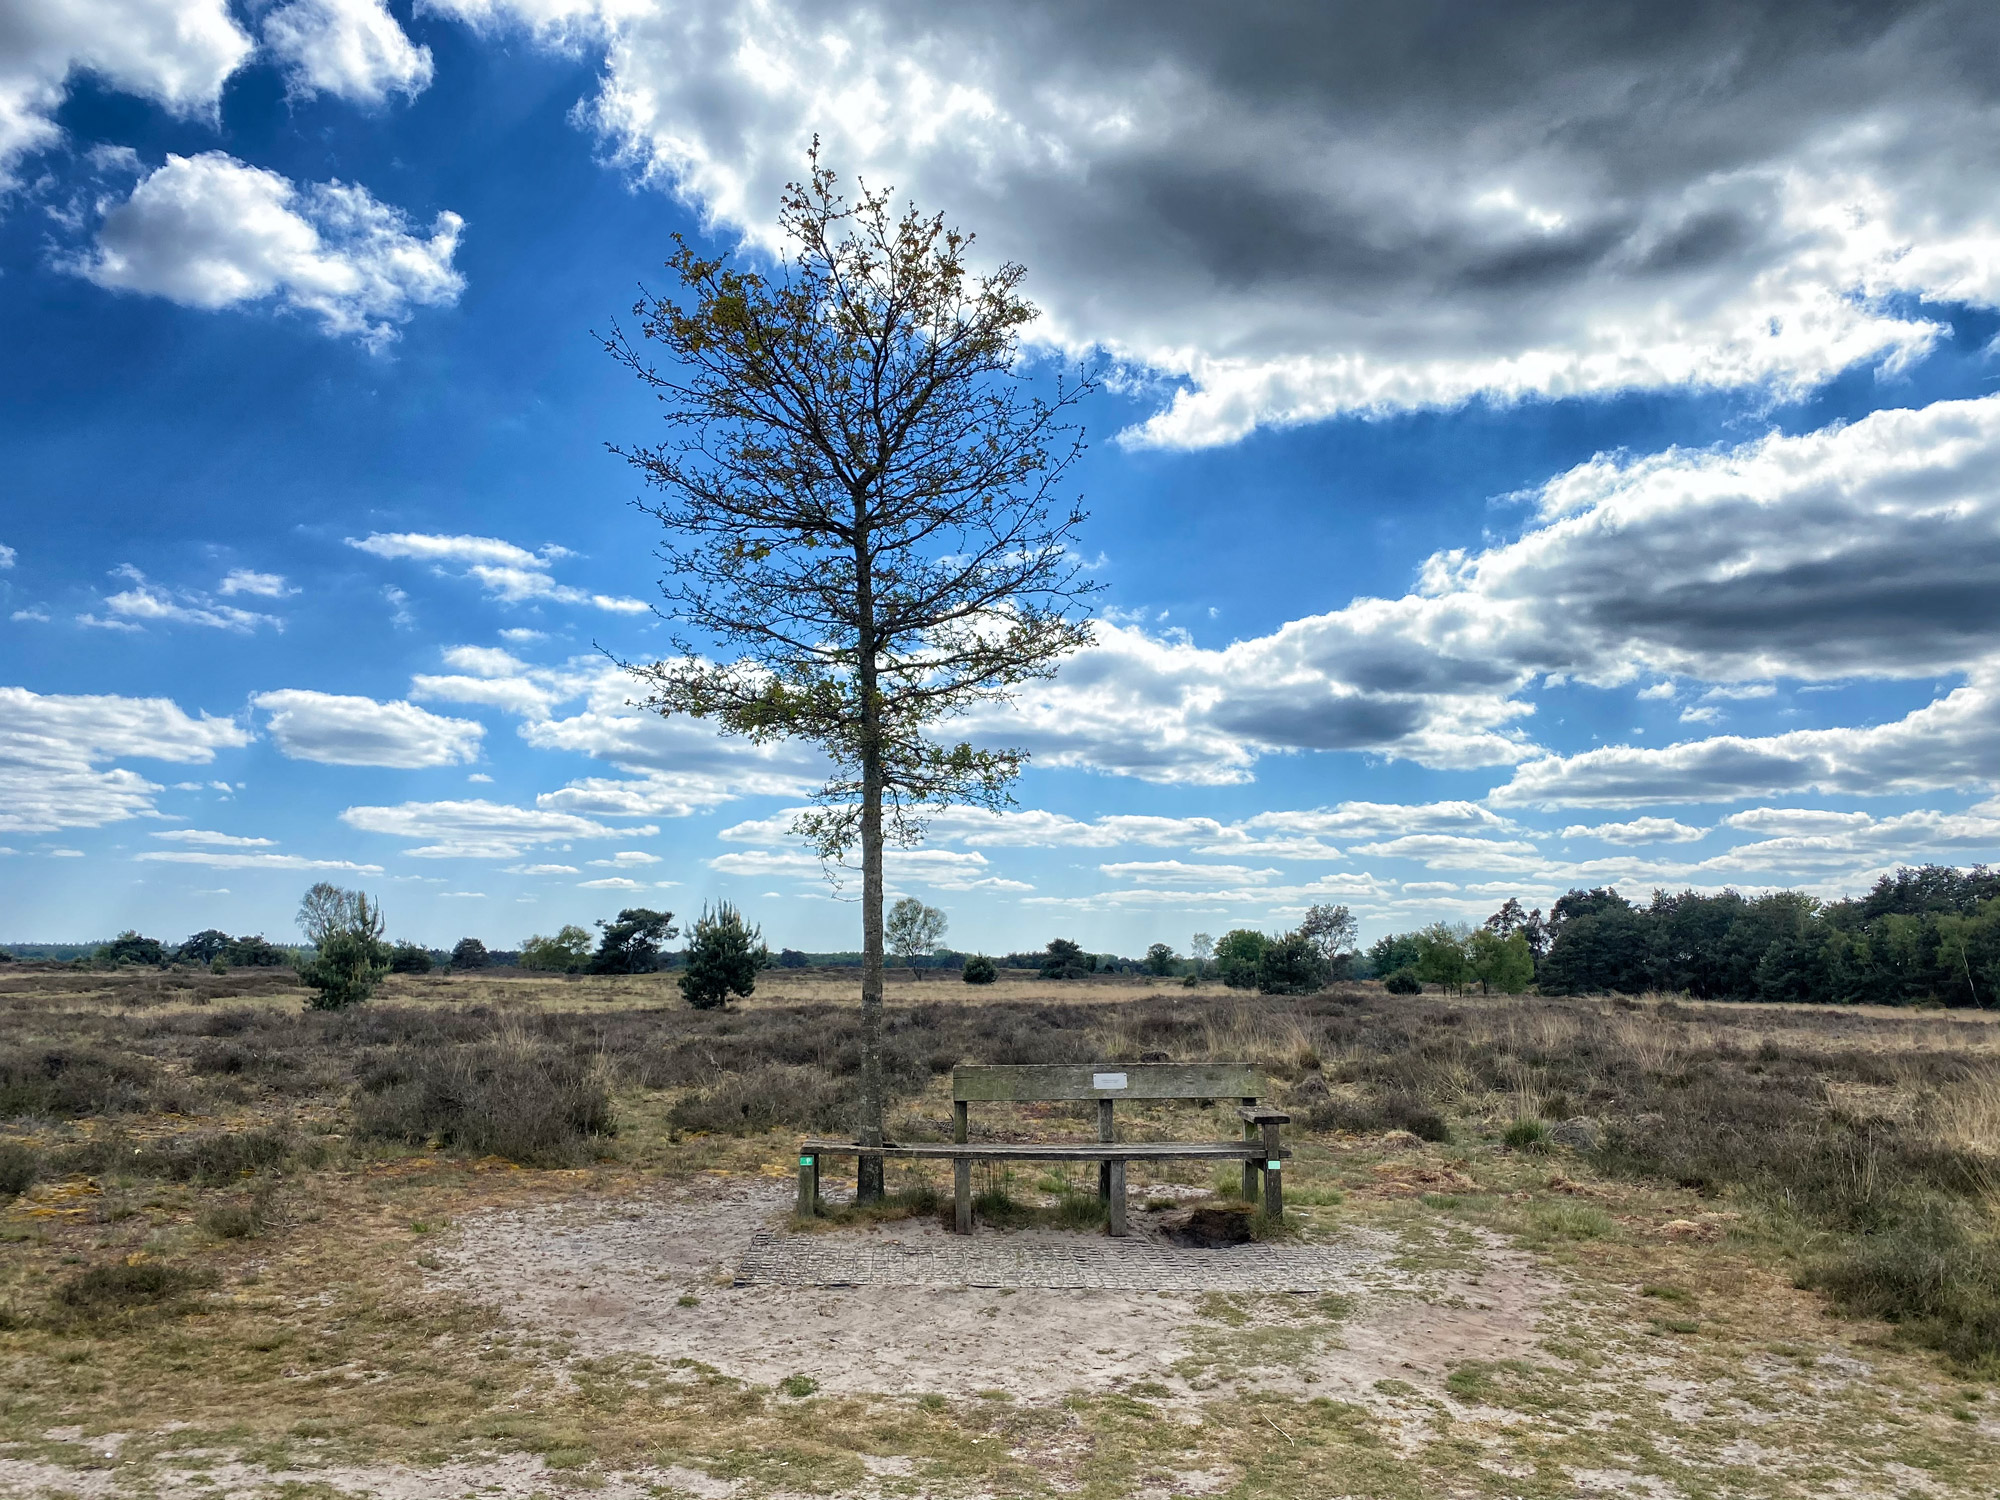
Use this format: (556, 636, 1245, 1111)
(799, 1063, 1291, 1235)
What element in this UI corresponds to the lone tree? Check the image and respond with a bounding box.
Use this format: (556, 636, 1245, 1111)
(886, 897, 948, 962)
(607, 150, 1095, 1200)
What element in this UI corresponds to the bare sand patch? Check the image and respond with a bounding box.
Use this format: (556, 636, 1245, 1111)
(426, 1177, 1555, 1404)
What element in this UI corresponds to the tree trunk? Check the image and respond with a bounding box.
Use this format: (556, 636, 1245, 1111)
(855, 526, 886, 1202)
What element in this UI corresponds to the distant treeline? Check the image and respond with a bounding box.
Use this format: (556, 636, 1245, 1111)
(772, 947, 1142, 973)
(1368, 865, 2000, 1007)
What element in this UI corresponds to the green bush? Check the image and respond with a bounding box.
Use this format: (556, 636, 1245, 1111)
(450, 936, 489, 971)
(1257, 931, 1329, 995)
(300, 929, 389, 1011)
(520, 925, 592, 972)
(680, 903, 766, 1010)
(388, 942, 434, 974)
(1214, 929, 1270, 989)
(1382, 968, 1422, 995)
(589, 909, 676, 974)
(1504, 1117, 1552, 1151)
(0, 1140, 38, 1199)
(962, 954, 998, 985)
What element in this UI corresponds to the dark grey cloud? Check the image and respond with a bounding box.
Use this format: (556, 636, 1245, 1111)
(438, 0, 2000, 442)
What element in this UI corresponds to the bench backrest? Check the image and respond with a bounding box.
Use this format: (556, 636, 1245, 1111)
(953, 1063, 1262, 1103)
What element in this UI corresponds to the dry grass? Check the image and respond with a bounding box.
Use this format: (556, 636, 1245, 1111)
(4, 964, 2000, 1496)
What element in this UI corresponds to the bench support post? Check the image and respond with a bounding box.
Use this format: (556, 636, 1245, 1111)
(796, 1154, 816, 1219)
(1242, 1099, 1260, 1203)
(1107, 1158, 1127, 1236)
(1098, 1098, 1114, 1203)
(954, 1157, 972, 1235)
(1261, 1121, 1283, 1220)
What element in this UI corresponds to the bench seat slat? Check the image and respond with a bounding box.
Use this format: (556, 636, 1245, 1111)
(799, 1139, 1289, 1161)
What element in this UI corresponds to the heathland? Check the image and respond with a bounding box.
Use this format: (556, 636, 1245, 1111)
(3, 963, 1999, 1497)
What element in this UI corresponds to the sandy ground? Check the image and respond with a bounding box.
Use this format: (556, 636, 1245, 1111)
(424, 1177, 1555, 1404)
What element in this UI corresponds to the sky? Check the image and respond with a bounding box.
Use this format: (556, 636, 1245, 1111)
(7, 0, 2000, 955)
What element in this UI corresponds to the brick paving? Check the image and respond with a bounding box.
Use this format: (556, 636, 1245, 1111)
(735, 1226, 1377, 1293)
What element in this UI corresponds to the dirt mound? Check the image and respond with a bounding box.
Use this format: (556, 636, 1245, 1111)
(1159, 1203, 1255, 1247)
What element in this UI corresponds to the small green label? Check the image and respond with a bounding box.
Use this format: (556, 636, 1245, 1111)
(1266, 1160, 1281, 1171)
(799, 1155, 814, 1166)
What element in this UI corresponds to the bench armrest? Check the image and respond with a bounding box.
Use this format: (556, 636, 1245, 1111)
(1237, 1106, 1291, 1124)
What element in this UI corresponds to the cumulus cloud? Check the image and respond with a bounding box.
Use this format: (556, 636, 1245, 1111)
(0, 0, 251, 187)
(263, 0, 433, 104)
(1494, 668, 2000, 809)
(73, 152, 463, 348)
(85, 566, 276, 633)
(711, 845, 1031, 892)
(252, 690, 483, 768)
(0, 686, 248, 834)
(138, 850, 383, 872)
(430, 0, 2000, 446)
(1560, 818, 1707, 846)
(350, 532, 646, 612)
(340, 798, 651, 858)
(150, 829, 277, 847)
(952, 394, 2000, 783)
(218, 569, 293, 598)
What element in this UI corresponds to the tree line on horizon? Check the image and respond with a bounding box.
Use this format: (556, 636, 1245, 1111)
(12, 863, 1999, 1010)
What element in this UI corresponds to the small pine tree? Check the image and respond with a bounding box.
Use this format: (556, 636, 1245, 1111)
(962, 953, 998, 985)
(450, 937, 489, 971)
(296, 885, 388, 1010)
(679, 903, 768, 1010)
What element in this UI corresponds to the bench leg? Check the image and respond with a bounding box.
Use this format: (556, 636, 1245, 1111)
(1098, 1099, 1114, 1203)
(796, 1154, 816, 1219)
(1242, 1106, 1259, 1202)
(954, 1157, 972, 1235)
(1261, 1122, 1283, 1221)
(1107, 1159, 1127, 1236)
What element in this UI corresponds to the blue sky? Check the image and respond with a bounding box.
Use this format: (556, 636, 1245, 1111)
(8, 1, 2000, 954)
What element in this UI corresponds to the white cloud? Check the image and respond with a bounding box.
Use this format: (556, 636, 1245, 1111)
(150, 829, 277, 847)
(1347, 834, 1544, 871)
(507, 862, 579, 874)
(0, 544, 14, 567)
(1494, 668, 2000, 809)
(74, 152, 464, 348)
(263, 0, 434, 104)
(218, 569, 293, 598)
(426, 0, 2000, 447)
(253, 690, 483, 768)
(578, 875, 643, 890)
(710, 845, 1030, 892)
(0, 686, 248, 834)
(589, 850, 660, 867)
(1100, 861, 1279, 887)
(340, 798, 651, 858)
(1679, 706, 1723, 725)
(349, 532, 646, 612)
(1559, 817, 1707, 846)
(90, 567, 276, 632)
(137, 850, 383, 872)
(0, 0, 251, 187)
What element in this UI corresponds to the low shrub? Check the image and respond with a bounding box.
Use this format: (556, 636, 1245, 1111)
(134, 1127, 304, 1184)
(1799, 1199, 2000, 1370)
(1382, 968, 1422, 995)
(1304, 1089, 1451, 1142)
(353, 1044, 615, 1166)
(0, 1140, 38, 1199)
(51, 1262, 217, 1320)
(0, 1045, 158, 1118)
(962, 954, 998, 985)
(1504, 1117, 1552, 1151)
(667, 1065, 855, 1135)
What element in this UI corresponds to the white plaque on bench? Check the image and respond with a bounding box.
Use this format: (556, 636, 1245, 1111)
(1092, 1071, 1129, 1091)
